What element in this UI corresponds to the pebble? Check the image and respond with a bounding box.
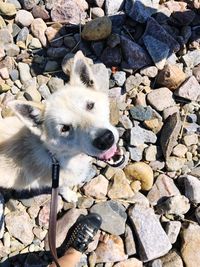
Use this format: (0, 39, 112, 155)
(156, 195, 190, 215)
(124, 224, 136, 256)
(0, 2, 16, 16)
(161, 250, 184, 267)
(157, 64, 186, 91)
(160, 112, 181, 159)
(113, 258, 143, 267)
(181, 223, 200, 267)
(108, 169, 134, 199)
(147, 87, 175, 112)
(130, 105, 152, 121)
(32, 5, 50, 20)
(182, 50, 200, 68)
(129, 204, 172, 262)
(82, 17, 112, 41)
(124, 162, 154, 191)
(166, 157, 186, 172)
(144, 145, 158, 162)
(130, 125, 157, 146)
(101, 46, 122, 66)
(128, 146, 144, 162)
(22, 0, 40, 10)
(90, 200, 127, 235)
(183, 134, 198, 146)
(172, 144, 188, 158)
(113, 71, 126, 86)
(140, 66, 158, 78)
(95, 235, 128, 263)
(83, 175, 108, 199)
(18, 62, 32, 83)
(175, 76, 200, 101)
(163, 106, 180, 121)
(147, 174, 180, 205)
(5, 43, 20, 57)
(48, 77, 64, 93)
(165, 221, 181, 244)
(184, 175, 200, 204)
(0, 29, 13, 48)
(31, 18, 47, 47)
(15, 10, 34, 26)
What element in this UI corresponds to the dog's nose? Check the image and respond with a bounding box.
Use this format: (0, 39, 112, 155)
(93, 129, 115, 150)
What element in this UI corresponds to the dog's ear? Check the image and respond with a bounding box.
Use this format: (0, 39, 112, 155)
(70, 51, 97, 89)
(8, 100, 45, 135)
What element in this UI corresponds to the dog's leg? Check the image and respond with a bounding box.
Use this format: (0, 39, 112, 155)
(59, 186, 78, 203)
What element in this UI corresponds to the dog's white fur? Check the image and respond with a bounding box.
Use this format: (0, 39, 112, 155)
(0, 51, 119, 202)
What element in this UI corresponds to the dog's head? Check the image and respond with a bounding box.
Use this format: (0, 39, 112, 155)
(9, 51, 123, 165)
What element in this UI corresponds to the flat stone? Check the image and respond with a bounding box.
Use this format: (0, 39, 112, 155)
(129, 204, 172, 262)
(147, 174, 180, 205)
(105, 0, 124, 15)
(147, 87, 175, 112)
(130, 105, 152, 121)
(181, 223, 200, 267)
(121, 35, 152, 70)
(161, 250, 184, 267)
(157, 64, 186, 91)
(125, 0, 159, 23)
(5, 210, 34, 246)
(184, 175, 200, 204)
(130, 125, 157, 146)
(124, 224, 136, 256)
(166, 156, 186, 171)
(175, 76, 200, 101)
(108, 169, 134, 199)
(95, 235, 128, 263)
(156, 195, 190, 215)
(83, 175, 108, 199)
(165, 221, 181, 244)
(113, 258, 143, 267)
(143, 35, 169, 70)
(82, 17, 112, 41)
(141, 17, 180, 54)
(90, 200, 127, 235)
(160, 112, 181, 159)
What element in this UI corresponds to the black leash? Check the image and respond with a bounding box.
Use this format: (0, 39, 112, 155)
(48, 155, 61, 267)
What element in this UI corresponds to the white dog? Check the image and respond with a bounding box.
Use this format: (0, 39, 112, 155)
(0, 51, 123, 202)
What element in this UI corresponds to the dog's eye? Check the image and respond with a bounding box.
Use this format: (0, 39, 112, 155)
(86, 102, 95, 111)
(60, 125, 71, 133)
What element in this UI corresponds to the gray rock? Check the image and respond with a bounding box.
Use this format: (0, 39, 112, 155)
(156, 195, 190, 215)
(175, 76, 200, 101)
(119, 114, 133, 129)
(147, 87, 175, 112)
(130, 125, 157, 146)
(144, 145, 159, 162)
(147, 174, 180, 205)
(113, 71, 126, 86)
(182, 50, 200, 68)
(166, 156, 186, 172)
(47, 47, 69, 58)
(16, 26, 29, 43)
(5, 210, 34, 246)
(101, 46, 122, 66)
(18, 62, 32, 83)
(0, 29, 13, 48)
(107, 33, 121, 48)
(129, 204, 172, 262)
(128, 146, 145, 162)
(165, 221, 181, 244)
(5, 43, 20, 57)
(125, 0, 159, 23)
(149, 160, 165, 171)
(143, 35, 170, 69)
(130, 105, 152, 121)
(121, 35, 152, 70)
(9, 69, 19, 81)
(160, 112, 181, 159)
(48, 77, 64, 93)
(91, 41, 104, 57)
(148, 259, 162, 267)
(90, 200, 127, 235)
(125, 73, 143, 92)
(140, 66, 158, 78)
(38, 84, 51, 99)
(161, 250, 184, 267)
(184, 175, 200, 204)
(105, 0, 124, 15)
(124, 224, 136, 256)
(141, 17, 180, 54)
(22, 0, 40, 10)
(163, 106, 180, 121)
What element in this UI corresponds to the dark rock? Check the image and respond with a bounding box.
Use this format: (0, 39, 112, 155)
(91, 41, 104, 57)
(171, 10, 195, 26)
(121, 35, 152, 70)
(47, 47, 69, 58)
(32, 5, 50, 20)
(101, 46, 121, 66)
(141, 17, 180, 55)
(160, 112, 181, 159)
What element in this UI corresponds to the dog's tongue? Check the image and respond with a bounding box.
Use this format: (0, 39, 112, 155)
(99, 145, 117, 160)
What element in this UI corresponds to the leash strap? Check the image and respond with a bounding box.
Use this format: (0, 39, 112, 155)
(48, 159, 61, 267)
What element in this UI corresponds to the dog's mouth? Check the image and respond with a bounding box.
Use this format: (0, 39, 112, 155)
(97, 145, 125, 167)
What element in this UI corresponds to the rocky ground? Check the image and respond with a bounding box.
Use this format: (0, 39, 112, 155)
(0, 0, 200, 266)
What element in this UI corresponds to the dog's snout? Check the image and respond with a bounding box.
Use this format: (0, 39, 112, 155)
(93, 129, 115, 150)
